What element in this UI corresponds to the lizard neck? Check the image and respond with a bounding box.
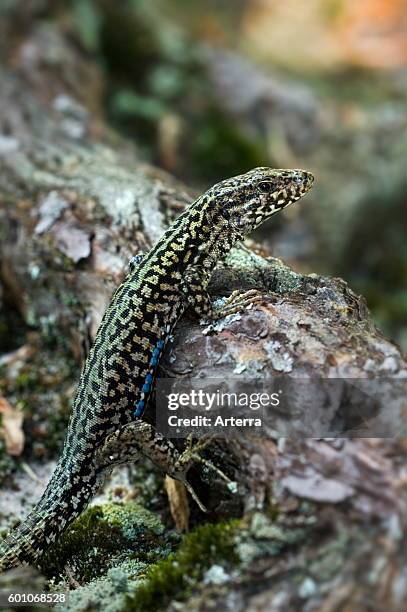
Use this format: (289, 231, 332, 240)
(144, 194, 238, 274)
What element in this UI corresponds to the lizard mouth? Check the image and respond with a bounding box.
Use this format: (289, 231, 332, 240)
(298, 170, 314, 192)
(289, 170, 314, 202)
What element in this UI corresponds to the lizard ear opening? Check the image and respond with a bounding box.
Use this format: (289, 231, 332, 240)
(221, 200, 236, 221)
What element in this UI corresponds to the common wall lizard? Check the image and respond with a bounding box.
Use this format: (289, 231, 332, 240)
(0, 167, 313, 571)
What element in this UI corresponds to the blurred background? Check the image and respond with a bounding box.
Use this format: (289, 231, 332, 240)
(1, 0, 406, 350)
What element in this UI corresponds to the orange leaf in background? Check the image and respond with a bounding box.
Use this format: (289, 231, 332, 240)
(242, 0, 344, 71)
(339, 0, 407, 68)
(0, 397, 25, 456)
(241, 0, 406, 72)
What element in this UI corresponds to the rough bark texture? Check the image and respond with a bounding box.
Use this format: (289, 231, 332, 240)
(0, 20, 407, 612)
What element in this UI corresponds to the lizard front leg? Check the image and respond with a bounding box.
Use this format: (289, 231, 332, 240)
(181, 265, 263, 321)
(180, 265, 213, 319)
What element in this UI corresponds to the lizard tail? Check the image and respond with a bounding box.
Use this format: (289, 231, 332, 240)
(0, 510, 62, 572)
(0, 462, 98, 572)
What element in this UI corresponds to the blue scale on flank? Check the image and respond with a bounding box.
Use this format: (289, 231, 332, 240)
(134, 339, 165, 417)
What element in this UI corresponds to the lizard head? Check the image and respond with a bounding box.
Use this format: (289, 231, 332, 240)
(209, 167, 314, 238)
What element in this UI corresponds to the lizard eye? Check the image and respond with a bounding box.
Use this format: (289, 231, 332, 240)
(258, 181, 276, 193)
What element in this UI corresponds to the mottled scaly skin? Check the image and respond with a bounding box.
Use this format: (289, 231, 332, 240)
(0, 167, 313, 570)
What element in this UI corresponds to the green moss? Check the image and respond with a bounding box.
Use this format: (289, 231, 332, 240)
(39, 502, 175, 583)
(39, 506, 118, 581)
(126, 514, 308, 610)
(126, 520, 240, 611)
(39, 505, 312, 609)
(98, 502, 166, 545)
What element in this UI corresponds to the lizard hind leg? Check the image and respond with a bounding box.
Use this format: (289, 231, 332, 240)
(95, 424, 232, 512)
(94, 422, 207, 507)
(94, 422, 144, 472)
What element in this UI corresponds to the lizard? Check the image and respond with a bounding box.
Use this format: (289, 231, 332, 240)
(0, 166, 314, 571)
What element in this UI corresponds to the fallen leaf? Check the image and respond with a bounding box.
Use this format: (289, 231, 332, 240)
(0, 397, 25, 456)
(165, 475, 190, 532)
